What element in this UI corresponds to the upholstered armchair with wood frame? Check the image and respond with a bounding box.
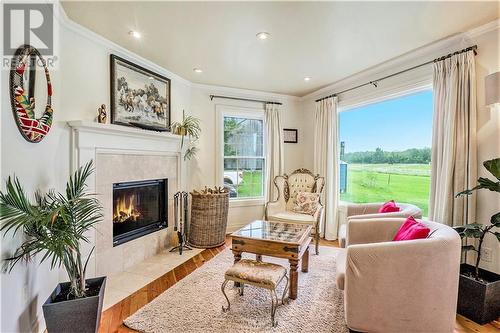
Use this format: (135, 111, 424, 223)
(265, 169, 325, 255)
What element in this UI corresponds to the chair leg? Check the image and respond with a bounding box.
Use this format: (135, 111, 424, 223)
(239, 283, 244, 296)
(221, 280, 230, 312)
(270, 289, 278, 327)
(315, 230, 320, 255)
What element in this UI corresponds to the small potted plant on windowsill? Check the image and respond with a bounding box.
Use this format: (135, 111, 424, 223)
(454, 157, 500, 325)
(0, 161, 105, 333)
(171, 110, 201, 160)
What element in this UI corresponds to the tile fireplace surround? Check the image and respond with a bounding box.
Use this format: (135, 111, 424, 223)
(68, 121, 187, 279)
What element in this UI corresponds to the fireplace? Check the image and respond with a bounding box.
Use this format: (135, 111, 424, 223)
(112, 179, 167, 246)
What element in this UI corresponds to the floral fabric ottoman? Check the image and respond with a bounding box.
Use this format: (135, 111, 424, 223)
(221, 259, 289, 327)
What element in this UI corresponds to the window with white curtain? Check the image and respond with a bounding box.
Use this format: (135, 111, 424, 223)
(217, 107, 265, 200)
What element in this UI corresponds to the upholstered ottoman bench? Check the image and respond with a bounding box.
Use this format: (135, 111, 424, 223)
(221, 259, 289, 327)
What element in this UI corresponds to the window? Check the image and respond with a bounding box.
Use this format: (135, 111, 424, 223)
(339, 90, 433, 216)
(219, 108, 265, 199)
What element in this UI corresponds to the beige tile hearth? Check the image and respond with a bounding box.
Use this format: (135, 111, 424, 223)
(103, 246, 204, 309)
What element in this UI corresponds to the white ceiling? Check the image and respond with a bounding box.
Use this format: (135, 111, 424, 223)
(61, 1, 499, 97)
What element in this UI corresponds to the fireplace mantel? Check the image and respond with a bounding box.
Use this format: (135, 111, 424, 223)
(67, 120, 185, 278)
(68, 120, 183, 172)
(67, 120, 182, 143)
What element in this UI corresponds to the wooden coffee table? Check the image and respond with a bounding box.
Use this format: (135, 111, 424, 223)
(230, 220, 312, 300)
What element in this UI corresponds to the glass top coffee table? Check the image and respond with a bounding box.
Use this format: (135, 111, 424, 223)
(231, 220, 312, 300)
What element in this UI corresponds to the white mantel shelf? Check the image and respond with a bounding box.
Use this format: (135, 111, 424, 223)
(68, 120, 184, 175)
(67, 120, 182, 143)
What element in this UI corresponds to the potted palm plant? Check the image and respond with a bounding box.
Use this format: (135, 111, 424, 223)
(454, 157, 500, 324)
(171, 110, 201, 160)
(0, 161, 105, 333)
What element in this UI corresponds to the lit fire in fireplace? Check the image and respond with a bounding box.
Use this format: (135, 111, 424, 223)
(113, 194, 142, 223)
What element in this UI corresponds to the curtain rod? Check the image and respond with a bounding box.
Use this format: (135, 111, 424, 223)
(209, 95, 282, 105)
(315, 45, 478, 103)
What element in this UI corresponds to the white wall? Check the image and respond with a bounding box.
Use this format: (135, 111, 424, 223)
(471, 27, 500, 274)
(189, 85, 310, 231)
(1, 41, 63, 333)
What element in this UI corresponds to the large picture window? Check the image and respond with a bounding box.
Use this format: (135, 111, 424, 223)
(339, 90, 433, 216)
(221, 110, 265, 199)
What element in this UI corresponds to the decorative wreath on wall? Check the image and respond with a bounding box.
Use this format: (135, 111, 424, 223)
(9, 45, 53, 143)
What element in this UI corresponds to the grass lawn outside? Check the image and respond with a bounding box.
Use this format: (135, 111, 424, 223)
(340, 163, 431, 216)
(236, 170, 264, 198)
(234, 164, 430, 217)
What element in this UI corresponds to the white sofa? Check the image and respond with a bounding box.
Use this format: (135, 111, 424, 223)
(338, 202, 422, 248)
(265, 168, 324, 254)
(335, 218, 461, 333)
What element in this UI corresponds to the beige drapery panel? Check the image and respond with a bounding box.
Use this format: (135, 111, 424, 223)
(314, 96, 340, 239)
(429, 50, 477, 227)
(264, 103, 284, 202)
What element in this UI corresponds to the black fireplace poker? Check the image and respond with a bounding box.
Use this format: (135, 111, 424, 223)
(170, 191, 192, 255)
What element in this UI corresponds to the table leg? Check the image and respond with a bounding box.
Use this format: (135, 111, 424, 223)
(301, 246, 309, 273)
(289, 259, 299, 300)
(233, 250, 242, 287)
(256, 254, 262, 262)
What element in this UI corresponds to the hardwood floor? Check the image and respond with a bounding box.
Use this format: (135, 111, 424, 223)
(98, 238, 499, 333)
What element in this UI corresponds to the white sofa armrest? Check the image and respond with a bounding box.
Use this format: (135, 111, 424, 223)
(346, 218, 405, 246)
(346, 203, 381, 217)
(344, 235, 461, 333)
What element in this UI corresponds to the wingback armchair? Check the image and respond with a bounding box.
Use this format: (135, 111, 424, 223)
(338, 202, 422, 248)
(265, 169, 325, 254)
(335, 218, 461, 333)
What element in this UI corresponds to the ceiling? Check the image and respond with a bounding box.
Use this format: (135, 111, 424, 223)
(61, 1, 499, 97)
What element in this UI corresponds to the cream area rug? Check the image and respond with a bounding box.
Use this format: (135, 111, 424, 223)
(124, 246, 349, 333)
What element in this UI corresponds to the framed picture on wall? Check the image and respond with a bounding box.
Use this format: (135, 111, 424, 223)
(110, 54, 171, 131)
(283, 128, 298, 143)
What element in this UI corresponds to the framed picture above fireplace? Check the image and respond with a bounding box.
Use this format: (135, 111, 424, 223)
(112, 178, 168, 246)
(110, 54, 171, 131)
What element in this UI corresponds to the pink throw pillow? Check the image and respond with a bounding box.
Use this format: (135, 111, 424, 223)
(393, 216, 430, 241)
(379, 200, 401, 213)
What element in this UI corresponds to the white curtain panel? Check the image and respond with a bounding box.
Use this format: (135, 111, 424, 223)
(429, 50, 477, 227)
(314, 97, 340, 239)
(264, 103, 284, 202)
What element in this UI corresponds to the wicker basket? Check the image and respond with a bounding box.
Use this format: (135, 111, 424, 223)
(188, 192, 229, 248)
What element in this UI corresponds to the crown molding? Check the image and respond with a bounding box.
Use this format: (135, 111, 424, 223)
(55, 2, 192, 87)
(463, 18, 500, 40)
(192, 83, 301, 103)
(55, 2, 498, 105)
(56, 1, 300, 103)
(300, 19, 500, 102)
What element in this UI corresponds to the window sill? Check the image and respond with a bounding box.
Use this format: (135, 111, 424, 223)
(229, 198, 265, 208)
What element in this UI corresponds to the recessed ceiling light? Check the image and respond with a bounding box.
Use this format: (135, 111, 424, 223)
(256, 32, 270, 40)
(129, 30, 141, 39)
(304, 77, 311, 82)
(193, 68, 203, 73)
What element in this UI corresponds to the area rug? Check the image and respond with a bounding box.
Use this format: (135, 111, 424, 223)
(124, 247, 349, 333)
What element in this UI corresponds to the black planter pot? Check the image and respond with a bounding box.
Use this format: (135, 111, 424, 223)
(457, 264, 500, 325)
(42, 276, 106, 333)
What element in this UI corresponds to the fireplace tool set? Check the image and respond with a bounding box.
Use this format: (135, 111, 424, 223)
(170, 191, 192, 255)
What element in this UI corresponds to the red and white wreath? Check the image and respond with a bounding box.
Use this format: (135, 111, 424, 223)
(9, 45, 53, 143)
